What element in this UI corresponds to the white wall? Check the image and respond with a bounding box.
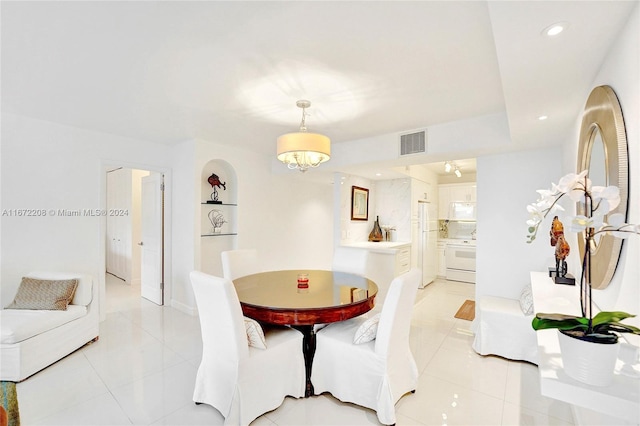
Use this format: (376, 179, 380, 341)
(0, 113, 173, 310)
(585, 5, 639, 322)
(165, 138, 335, 314)
(475, 3, 639, 324)
(328, 112, 514, 170)
(168, 140, 198, 312)
(0, 117, 336, 315)
(195, 139, 334, 271)
(337, 174, 375, 244)
(476, 146, 562, 300)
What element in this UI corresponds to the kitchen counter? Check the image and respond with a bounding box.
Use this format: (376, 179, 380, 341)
(440, 238, 476, 246)
(341, 241, 411, 254)
(340, 242, 412, 302)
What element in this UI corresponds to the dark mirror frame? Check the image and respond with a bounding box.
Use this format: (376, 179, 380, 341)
(576, 85, 629, 289)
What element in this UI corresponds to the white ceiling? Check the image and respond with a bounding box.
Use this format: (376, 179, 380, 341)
(2, 1, 635, 178)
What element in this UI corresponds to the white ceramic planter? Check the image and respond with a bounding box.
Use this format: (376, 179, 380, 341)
(558, 330, 620, 386)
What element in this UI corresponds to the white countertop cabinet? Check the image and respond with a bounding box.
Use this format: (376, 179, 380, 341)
(340, 242, 411, 304)
(437, 241, 447, 277)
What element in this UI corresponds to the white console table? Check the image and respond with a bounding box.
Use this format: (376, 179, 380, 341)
(530, 271, 640, 425)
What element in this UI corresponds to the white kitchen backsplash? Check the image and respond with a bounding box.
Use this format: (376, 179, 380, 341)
(448, 221, 477, 239)
(374, 178, 411, 242)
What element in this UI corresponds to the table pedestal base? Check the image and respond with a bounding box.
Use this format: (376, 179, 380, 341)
(293, 325, 316, 397)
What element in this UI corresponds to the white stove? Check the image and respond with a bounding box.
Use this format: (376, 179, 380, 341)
(445, 239, 476, 283)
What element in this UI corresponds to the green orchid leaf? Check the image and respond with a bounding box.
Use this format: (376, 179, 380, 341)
(581, 333, 619, 344)
(533, 311, 640, 335)
(592, 311, 636, 326)
(534, 313, 588, 322)
(531, 314, 588, 331)
(595, 323, 640, 335)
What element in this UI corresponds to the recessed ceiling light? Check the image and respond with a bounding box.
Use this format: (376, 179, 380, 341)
(547, 25, 564, 36)
(542, 22, 569, 37)
(375, 173, 382, 177)
(538, 115, 548, 121)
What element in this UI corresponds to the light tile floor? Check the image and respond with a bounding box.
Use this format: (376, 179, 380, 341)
(16, 274, 575, 425)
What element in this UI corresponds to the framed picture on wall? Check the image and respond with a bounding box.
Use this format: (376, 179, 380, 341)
(351, 186, 369, 221)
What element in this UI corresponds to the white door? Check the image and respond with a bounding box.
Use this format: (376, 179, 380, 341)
(140, 173, 164, 305)
(106, 168, 130, 280)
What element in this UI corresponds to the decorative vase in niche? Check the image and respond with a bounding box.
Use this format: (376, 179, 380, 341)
(558, 330, 619, 386)
(368, 216, 383, 242)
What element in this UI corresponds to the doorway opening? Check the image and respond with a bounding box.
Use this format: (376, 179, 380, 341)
(105, 167, 165, 306)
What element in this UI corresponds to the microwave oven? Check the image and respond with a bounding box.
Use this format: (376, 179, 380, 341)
(449, 202, 476, 220)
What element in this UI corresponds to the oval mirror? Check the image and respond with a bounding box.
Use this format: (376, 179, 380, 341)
(585, 127, 607, 253)
(576, 85, 628, 289)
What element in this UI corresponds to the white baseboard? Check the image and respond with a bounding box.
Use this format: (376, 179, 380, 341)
(171, 299, 197, 316)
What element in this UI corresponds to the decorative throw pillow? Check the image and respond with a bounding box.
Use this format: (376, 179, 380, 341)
(353, 313, 381, 344)
(6, 277, 78, 311)
(244, 317, 267, 349)
(519, 283, 534, 316)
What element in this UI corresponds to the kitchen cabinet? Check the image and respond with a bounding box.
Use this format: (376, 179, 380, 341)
(438, 183, 476, 219)
(395, 246, 411, 276)
(341, 242, 411, 305)
(411, 178, 432, 219)
(437, 241, 447, 277)
(449, 184, 476, 203)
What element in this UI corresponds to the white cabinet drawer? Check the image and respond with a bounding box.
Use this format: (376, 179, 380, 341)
(395, 247, 411, 275)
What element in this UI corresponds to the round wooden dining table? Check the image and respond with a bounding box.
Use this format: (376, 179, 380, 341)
(233, 270, 378, 397)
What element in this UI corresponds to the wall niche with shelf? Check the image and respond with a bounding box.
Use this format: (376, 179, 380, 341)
(200, 160, 238, 237)
(200, 160, 237, 276)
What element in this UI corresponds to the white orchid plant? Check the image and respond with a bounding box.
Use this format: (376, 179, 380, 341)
(526, 170, 640, 343)
(526, 170, 638, 244)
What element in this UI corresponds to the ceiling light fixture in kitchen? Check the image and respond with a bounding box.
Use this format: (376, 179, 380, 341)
(542, 22, 569, 37)
(444, 162, 452, 173)
(454, 166, 462, 178)
(277, 100, 331, 172)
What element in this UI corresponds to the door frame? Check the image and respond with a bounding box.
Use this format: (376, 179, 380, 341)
(99, 160, 172, 321)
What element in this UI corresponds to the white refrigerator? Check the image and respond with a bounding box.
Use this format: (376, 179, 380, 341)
(418, 200, 438, 288)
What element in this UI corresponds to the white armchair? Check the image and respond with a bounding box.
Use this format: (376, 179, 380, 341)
(311, 268, 421, 425)
(221, 249, 260, 281)
(190, 271, 305, 425)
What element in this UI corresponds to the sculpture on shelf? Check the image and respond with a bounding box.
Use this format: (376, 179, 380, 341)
(549, 216, 574, 285)
(208, 210, 227, 234)
(207, 173, 226, 204)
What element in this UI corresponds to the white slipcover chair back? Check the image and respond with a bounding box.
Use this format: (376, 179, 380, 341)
(190, 271, 305, 425)
(221, 249, 260, 281)
(331, 246, 369, 276)
(311, 268, 422, 425)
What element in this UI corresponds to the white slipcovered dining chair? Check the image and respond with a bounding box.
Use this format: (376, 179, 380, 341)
(311, 268, 422, 425)
(221, 249, 260, 281)
(332, 246, 369, 276)
(190, 271, 305, 425)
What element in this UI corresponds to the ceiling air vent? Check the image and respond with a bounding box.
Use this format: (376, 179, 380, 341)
(399, 130, 426, 156)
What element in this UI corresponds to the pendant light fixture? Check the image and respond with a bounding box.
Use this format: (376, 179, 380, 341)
(277, 100, 331, 172)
